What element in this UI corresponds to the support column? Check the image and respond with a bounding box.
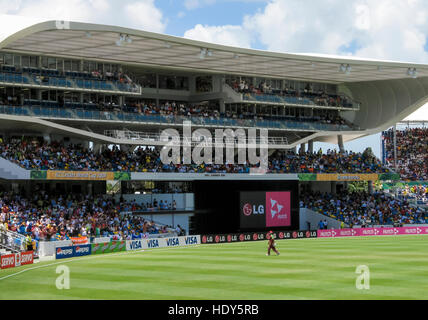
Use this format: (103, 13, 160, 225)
(338, 135, 345, 153)
(368, 180, 374, 195)
(308, 140, 314, 154)
(331, 181, 337, 195)
(393, 125, 397, 170)
(300, 143, 305, 154)
(219, 100, 225, 113)
(92, 142, 102, 154)
(43, 134, 51, 143)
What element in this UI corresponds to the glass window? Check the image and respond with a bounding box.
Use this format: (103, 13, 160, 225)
(4, 54, 13, 65)
(30, 56, 38, 68)
(21, 56, 30, 67)
(48, 57, 56, 69)
(41, 57, 48, 68)
(72, 60, 80, 72)
(64, 60, 72, 71)
(14, 55, 21, 67)
(83, 61, 90, 72)
(57, 59, 63, 72)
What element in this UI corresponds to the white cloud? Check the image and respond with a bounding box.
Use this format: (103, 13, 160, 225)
(124, 1, 167, 33)
(184, 0, 216, 10)
(16, 0, 110, 22)
(0, 0, 167, 42)
(184, 24, 251, 48)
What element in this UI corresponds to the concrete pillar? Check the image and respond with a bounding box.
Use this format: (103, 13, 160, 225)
(331, 181, 337, 195)
(120, 145, 130, 153)
(393, 125, 397, 170)
(368, 181, 374, 195)
(92, 142, 102, 154)
(308, 140, 314, 154)
(88, 183, 93, 196)
(292, 146, 297, 154)
(300, 143, 305, 154)
(219, 100, 225, 113)
(43, 134, 51, 143)
(338, 135, 345, 153)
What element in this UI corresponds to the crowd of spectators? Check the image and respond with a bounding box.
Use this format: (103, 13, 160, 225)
(1, 91, 349, 127)
(228, 79, 355, 108)
(0, 191, 176, 242)
(383, 127, 428, 181)
(395, 184, 428, 203)
(300, 190, 428, 227)
(0, 138, 390, 174)
(122, 101, 348, 126)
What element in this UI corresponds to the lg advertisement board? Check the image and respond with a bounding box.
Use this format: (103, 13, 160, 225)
(240, 191, 291, 229)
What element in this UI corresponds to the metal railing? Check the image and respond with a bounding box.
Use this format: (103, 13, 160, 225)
(0, 104, 355, 132)
(0, 71, 142, 95)
(104, 129, 290, 146)
(0, 229, 26, 253)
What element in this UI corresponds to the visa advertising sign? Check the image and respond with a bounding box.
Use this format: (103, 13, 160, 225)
(126, 236, 201, 251)
(240, 191, 292, 229)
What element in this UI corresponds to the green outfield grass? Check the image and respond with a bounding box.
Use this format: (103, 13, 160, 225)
(1, 235, 428, 300)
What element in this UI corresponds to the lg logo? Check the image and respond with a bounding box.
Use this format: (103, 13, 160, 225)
(243, 203, 264, 216)
(243, 203, 252, 216)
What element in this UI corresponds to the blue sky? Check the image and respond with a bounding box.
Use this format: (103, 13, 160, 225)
(1, 0, 428, 158)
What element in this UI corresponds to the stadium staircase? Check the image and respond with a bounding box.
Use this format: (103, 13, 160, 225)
(0, 229, 26, 254)
(0, 158, 31, 180)
(300, 208, 346, 230)
(222, 83, 244, 103)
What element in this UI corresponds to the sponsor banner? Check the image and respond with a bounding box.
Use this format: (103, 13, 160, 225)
(201, 230, 317, 244)
(126, 235, 201, 251)
(316, 174, 379, 182)
(20, 251, 34, 266)
(56, 246, 75, 259)
(265, 192, 291, 227)
(1, 252, 34, 269)
(31, 171, 130, 181)
(114, 172, 131, 181)
(91, 243, 103, 254)
(382, 181, 428, 190)
(74, 244, 92, 257)
(240, 191, 292, 229)
(30, 170, 47, 180)
(46, 171, 115, 181)
(378, 173, 401, 181)
(1, 253, 15, 269)
(116, 241, 126, 252)
(318, 226, 428, 238)
(298, 173, 382, 182)
(71, 237, 89, 245)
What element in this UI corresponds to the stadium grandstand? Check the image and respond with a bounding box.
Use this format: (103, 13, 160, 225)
(0, 20, 427, 261)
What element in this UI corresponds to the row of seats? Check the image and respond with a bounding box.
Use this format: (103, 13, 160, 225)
(0, 72, 30, 84)
(0, 68, 130, 92)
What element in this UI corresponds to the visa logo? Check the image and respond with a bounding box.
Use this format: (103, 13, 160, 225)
(166, 238, 179, 246)
(148, 239, 159, 248)
(185, 236, 198, 245)
(130, 241, 142, 250)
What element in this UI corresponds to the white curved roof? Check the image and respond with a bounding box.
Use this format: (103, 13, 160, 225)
(1, 20, 428, 83)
